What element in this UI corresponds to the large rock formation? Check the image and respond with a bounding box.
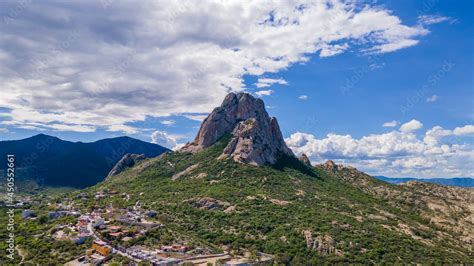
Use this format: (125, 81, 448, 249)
(107, 153, 145, 178)
(181, 92, 294, 165)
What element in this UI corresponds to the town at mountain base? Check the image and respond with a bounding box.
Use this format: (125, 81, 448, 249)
(3, 93, 472, 264)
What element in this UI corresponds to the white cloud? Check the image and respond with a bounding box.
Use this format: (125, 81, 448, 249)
(320, 43, 349, 57)
(0, 128, 8, 133)
(423, 125, 474, 146)
(426, 94, 438, 102)
(423, 126, 452, 145)
(106, 124, 138, 134)
(286, 124, 474, 177)
(48, 123, 96, 133)
(0, 1, 440, 132)
(371, 39, 420, 53)
(382, 120, 399, 127)
(298, 95, 308, 100)
(151, 130, 179, 149)
(453, 125, 474, 136)
(399, 119, 423, 132)
(160, 120, 175, 126)
(256, 78, 287, 88)
(255, 90, 274, 97)
(418, 15, 451, 25)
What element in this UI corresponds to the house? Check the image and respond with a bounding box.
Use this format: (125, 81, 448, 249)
(109, 232, 122, 237)
(161, 245, 190, 253)
(93, 218, 105, 228)
(77, 216, 88, 227)
(92, 240, 110, 256)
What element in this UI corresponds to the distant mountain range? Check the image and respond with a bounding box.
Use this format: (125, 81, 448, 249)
(375, 176, 474, 187)
(0, 134, 169, 189)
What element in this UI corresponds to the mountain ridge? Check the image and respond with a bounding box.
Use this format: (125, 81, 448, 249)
(375, 176, 474, 187)
(0, 134, 169, 189)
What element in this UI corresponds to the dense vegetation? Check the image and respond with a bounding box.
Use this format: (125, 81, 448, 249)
(94, 137, 472, 264)
(0, 207, 91, 264)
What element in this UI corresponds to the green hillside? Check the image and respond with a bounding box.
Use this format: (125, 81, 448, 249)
(91, 136, 472, 264)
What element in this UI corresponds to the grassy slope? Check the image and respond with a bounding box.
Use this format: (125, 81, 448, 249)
(95, 137, 472, 264)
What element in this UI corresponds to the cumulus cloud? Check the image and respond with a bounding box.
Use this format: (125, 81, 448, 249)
(298, 95, 308, 100)
(382, 120, 399, 127)
(426, 94, 438, 102)
(0, 0, 442, 132)
(286, 124, 474, 177)
(453, 125, 474, 135)
(255, 90, 274, 97)
(424, 125, 474, 145)
(399, 119, 423, 132)
(151, 130, 179, 149)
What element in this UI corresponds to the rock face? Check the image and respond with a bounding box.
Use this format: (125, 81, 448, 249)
(107, 153, 145, 178)
(318, 160, 343, 173)
(192, 197, 230, 210)
(303, 230, 340, 255)
(181, 92, 294, 165)
(298, 153, 312, 167)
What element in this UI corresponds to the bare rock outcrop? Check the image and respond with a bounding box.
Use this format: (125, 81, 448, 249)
(181, 92, 294, 165)
(107, 153, 145, 178)
(298, 153, 312, 167)
(192, 197, 230, 210)
(303, 230, 340, 256)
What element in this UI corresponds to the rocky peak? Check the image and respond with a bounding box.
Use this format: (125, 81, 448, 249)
(107, 153, 145, 178)
(298, 154, 312, 167)
(322, 160, 337, 170)
(181, 92, 294, 165)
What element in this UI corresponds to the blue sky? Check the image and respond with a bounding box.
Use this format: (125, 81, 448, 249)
(0, 0, 472, 177)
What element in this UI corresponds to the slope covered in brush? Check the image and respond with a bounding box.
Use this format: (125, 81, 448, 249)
(100, 136, 472, 264)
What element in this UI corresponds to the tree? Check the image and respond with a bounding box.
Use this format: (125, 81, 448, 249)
(38, 215, 48, 224)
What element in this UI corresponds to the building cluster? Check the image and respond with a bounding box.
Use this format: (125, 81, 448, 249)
(16, 192, 272, 265)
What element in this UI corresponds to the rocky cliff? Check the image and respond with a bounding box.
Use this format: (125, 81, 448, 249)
(181, 92, 294, 165)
